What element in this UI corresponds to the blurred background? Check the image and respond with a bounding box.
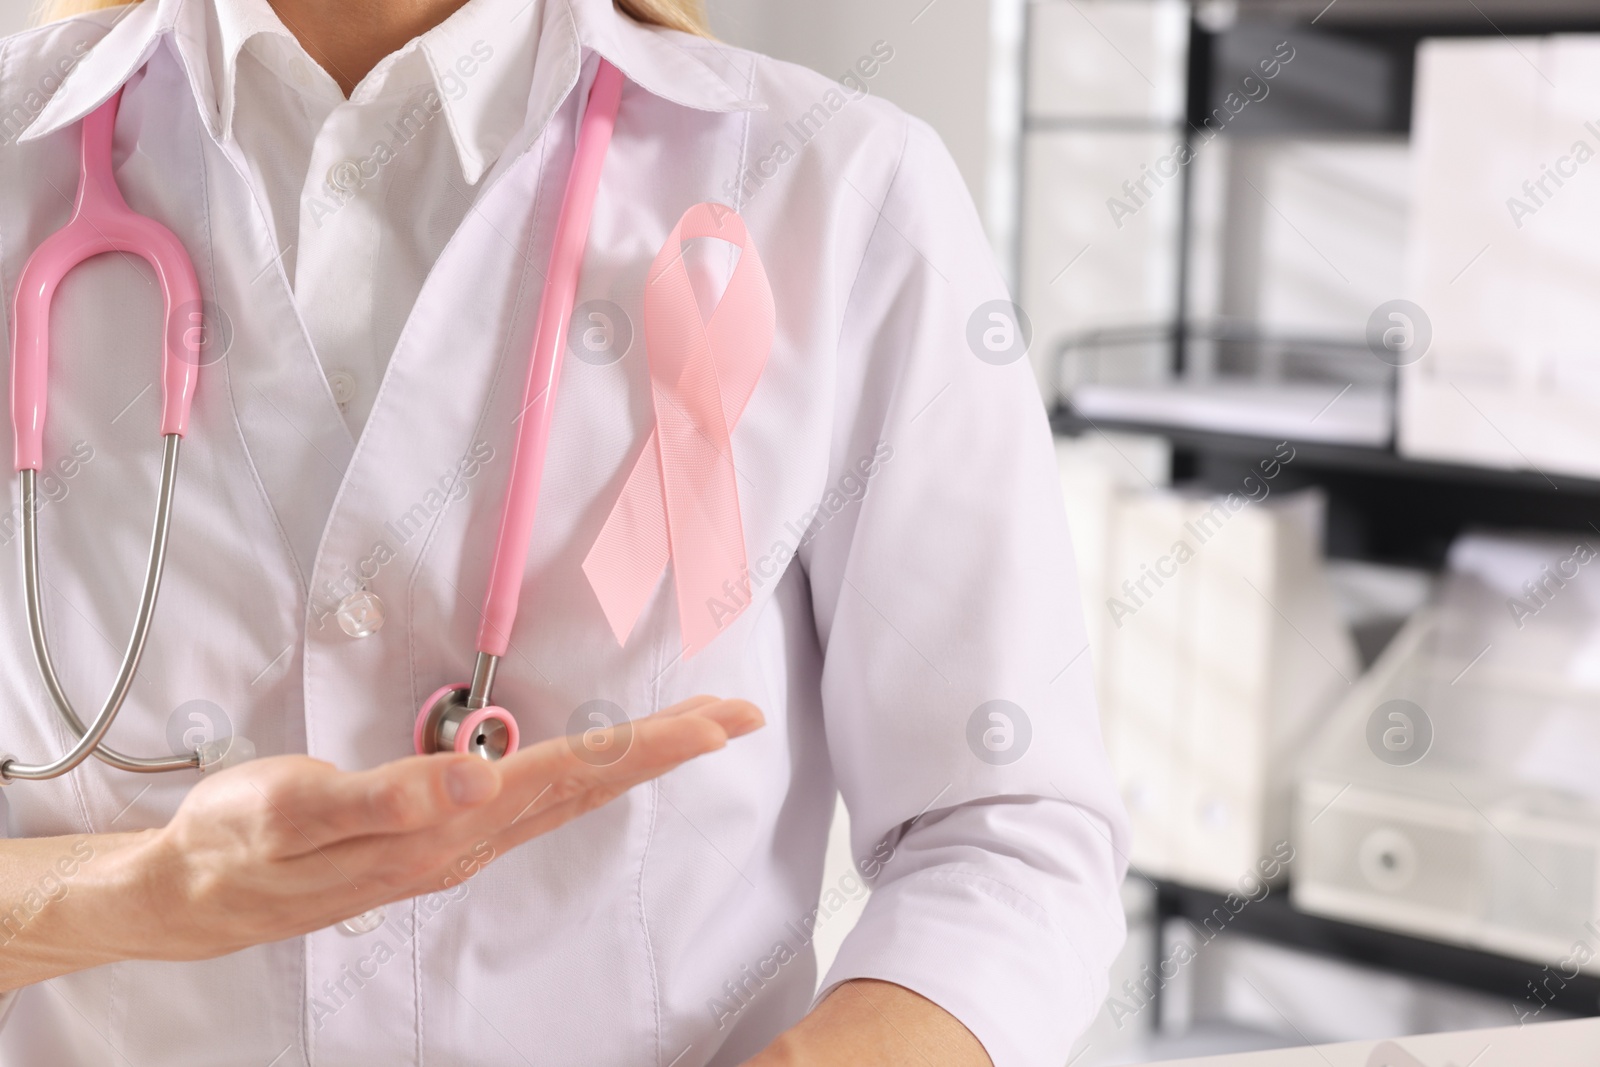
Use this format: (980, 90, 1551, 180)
(703, 0, 1600, 1063)
(10, 0, 1600, 1061)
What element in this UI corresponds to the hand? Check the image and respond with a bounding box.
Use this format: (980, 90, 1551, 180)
(88, 696, 761, 966)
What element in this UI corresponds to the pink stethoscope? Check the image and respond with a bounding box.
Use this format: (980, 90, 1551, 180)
(1, 61, 626, 782)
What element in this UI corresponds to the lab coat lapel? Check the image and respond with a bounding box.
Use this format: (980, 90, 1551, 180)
(297, 77, 588, 769)
(289, 3, 596, 761)
(200, 128, 358, 584)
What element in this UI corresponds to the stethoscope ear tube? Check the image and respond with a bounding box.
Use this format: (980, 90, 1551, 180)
(11, 89, 202, 475)
(3, 88, 208, 784)
(1, 435, 201, 782)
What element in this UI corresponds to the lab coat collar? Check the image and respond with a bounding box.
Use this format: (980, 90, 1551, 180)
(563, 0, 761, 115)
(208, 0, 298, 144)
(19, 0, 760, 176)
(17, 0, 167, 146)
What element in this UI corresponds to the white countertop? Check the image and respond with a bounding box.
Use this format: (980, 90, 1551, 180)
(1152, 1017, 1599, 1065)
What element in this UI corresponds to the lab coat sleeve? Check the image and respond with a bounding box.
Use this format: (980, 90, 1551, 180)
(796, 115, 1130, 1066)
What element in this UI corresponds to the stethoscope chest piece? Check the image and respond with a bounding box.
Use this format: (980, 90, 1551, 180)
(415, 667, 519, 761)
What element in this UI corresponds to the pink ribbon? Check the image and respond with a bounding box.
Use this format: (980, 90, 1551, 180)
(583, 203, 774, 657)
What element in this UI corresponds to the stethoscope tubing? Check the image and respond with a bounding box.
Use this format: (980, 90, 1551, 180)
(5, 435, 198, 780)
(411, 59, 625, 759)
(3, 82, 205, 783)
(4, 59, 630, 779)
(476, 60, 624, 660)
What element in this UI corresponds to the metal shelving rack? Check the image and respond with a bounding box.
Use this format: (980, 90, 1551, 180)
(1042, 0, 1600, 570)
(1149, 879, 1600, 1025)
(1024, 0, 1600, 1025)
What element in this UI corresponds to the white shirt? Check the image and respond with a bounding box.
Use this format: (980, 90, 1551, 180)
(0, 1, 1129, 1065)
(218, 0, 542, 434)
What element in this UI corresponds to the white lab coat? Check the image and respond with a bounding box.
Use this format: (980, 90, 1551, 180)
(0, 1, 1129, 1064)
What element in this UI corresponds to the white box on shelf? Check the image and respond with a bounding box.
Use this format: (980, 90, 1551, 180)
(1402, 36, 1600, 479)
(1295, 528, 1600, 971)
(1056, 433, 1172, 718)
(1105, 491, 1194, 878)
(1185, 495, 1282, 885)
(1096, 484, 1356, 890)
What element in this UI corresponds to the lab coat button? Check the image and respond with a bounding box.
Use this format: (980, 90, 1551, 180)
(338, 907, 386, 935)
(327, 370, 357, 409)
(336, 590, 385, 637)
(327, 160, 363, 195)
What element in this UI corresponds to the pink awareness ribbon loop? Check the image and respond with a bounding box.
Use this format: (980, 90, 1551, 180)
(583, 203, 774, 657)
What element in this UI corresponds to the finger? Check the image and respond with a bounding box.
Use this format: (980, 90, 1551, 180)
(299, 704, 765, 885)
(257, 703, 755, 853)
(495, 711, 730, 817)
(657, 694, 721, 717)
(655, 697, 764, 739)
(255, 752, 502, 852)
(390, 758, 710, 902)
(320, 713, 736, 886)
(681, 698, 763, 738)
(476, 708, 759, 853)
(487, 701, 762, 827)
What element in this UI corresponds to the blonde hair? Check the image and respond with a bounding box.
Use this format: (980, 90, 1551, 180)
(34, 0, 711, 37)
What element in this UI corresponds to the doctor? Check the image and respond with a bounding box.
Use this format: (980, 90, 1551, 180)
(0, 0, 1127, 1063)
